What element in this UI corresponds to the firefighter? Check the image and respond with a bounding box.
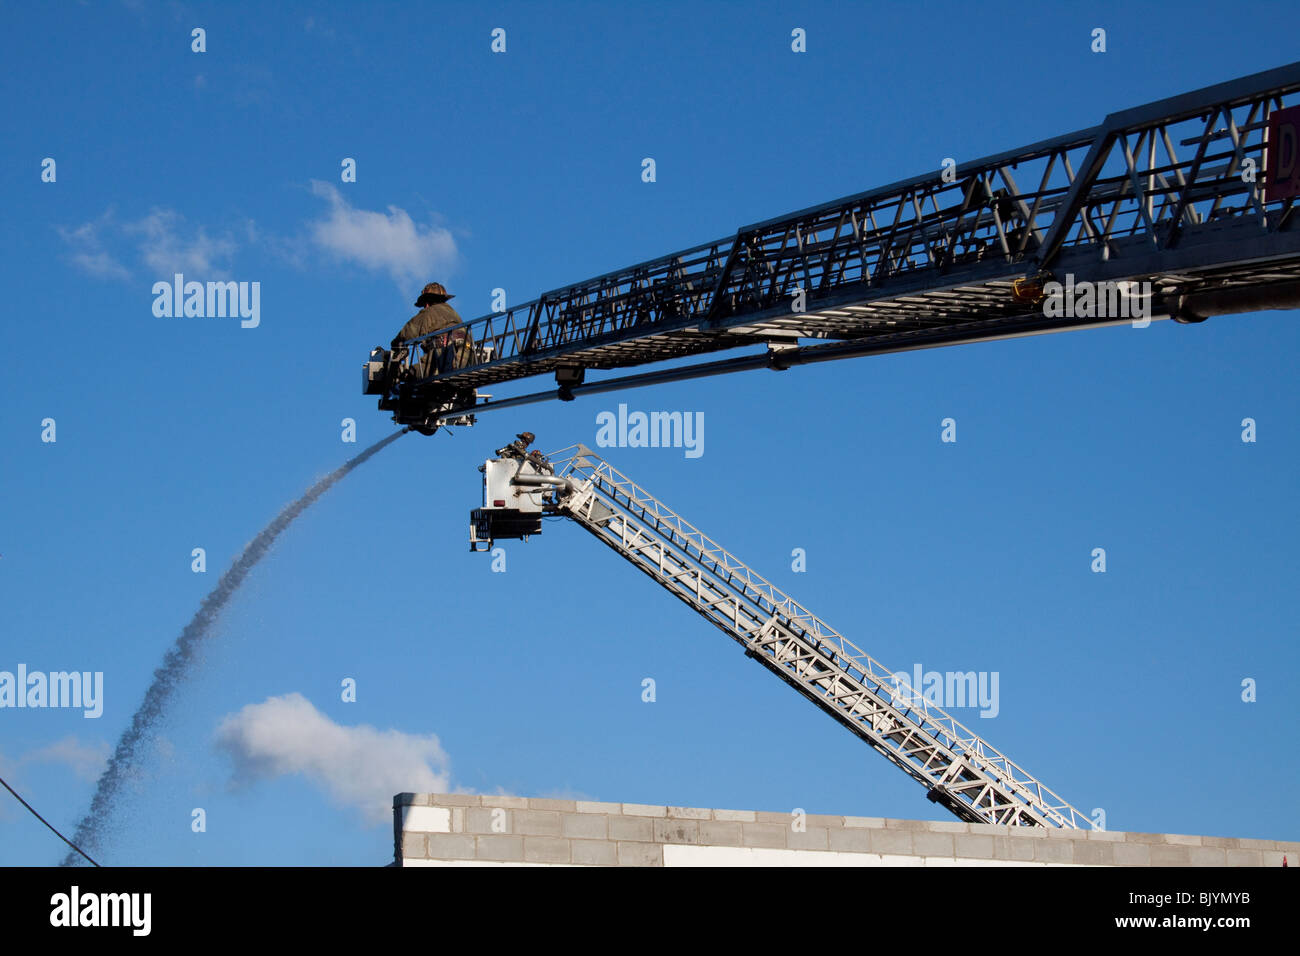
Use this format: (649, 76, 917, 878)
(526, 449, 554, 475)
(392, 282, 473, 377)
(496, 432, 535, 460)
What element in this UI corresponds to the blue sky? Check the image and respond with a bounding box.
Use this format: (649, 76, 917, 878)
(2, 0, 1297, 865)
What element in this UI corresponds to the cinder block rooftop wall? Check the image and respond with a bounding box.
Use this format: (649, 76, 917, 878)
(394, 793, 1298, 867)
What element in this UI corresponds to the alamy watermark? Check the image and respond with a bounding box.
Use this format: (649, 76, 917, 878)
(50, 886, 150, 935)
(1041, 273, 1152, 325)
(0, 665, 103, 718)
(889, 663, 999, 718)
(151, 272, 260, 328)
(595, 403, 704, 458)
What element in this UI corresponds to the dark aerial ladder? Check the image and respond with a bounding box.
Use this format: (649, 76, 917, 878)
(365, 61, 1300, 433)
(471, 444, 1092, 828)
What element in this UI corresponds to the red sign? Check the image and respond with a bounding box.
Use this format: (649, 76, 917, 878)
(1265, 104, 1300, 201)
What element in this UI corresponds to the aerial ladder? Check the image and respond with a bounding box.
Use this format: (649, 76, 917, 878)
(471, 441, 1092, 829)
(366, 61, 1300, 434)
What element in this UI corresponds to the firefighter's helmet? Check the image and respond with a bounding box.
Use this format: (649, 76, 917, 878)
(415, 282, 455, 306)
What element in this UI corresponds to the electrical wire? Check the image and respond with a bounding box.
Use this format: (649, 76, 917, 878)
(0, 772, 101, 866)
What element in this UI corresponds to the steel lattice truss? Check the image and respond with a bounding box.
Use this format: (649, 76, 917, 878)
(380, 62, 1300, 424)
(547, 445, 1091, 828)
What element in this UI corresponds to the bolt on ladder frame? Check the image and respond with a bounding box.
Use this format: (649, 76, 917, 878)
(545, 444, 1091, 828)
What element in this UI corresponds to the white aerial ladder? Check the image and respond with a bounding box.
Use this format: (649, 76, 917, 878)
(471, 441, 1091, 829)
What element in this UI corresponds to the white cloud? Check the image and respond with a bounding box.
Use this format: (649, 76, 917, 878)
(57, 187, 457, 294)
(0, 737, 110, 806)
(72, 250, 133, 280)
(56, 212, 131, 280)
(24, 736, 110, 782)
(58, 207, 238, 280)
(215, 693, 451, 826)
(124, 208, 237, 276)
(307, 180, 458, 288)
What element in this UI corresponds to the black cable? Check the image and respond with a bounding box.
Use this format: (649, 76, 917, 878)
(0, 773, 101, 866)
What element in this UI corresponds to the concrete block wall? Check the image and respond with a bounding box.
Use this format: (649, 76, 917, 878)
(393, 793, 1300, 867)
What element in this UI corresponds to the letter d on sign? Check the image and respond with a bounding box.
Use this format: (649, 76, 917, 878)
(1266, 105, 1300, 201)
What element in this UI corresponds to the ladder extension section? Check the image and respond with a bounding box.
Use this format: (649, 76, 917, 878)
(548, 444, 1090, 829)
(401, 62, 1300, 403)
